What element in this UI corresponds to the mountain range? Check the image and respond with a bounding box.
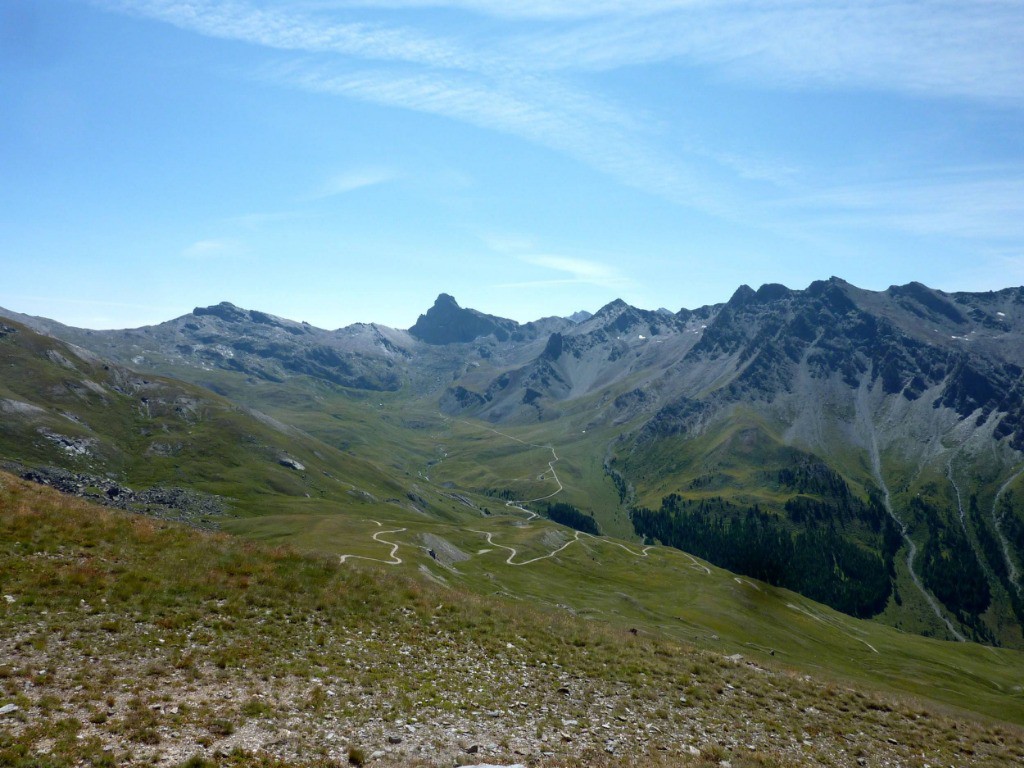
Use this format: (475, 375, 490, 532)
(3, 277, 1024, 653)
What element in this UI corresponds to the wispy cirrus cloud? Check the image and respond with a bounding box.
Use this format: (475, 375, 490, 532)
(514, 2, 1024, 104)
(309, 168, 398, 199)
(275, 0, 1024, 106)
(99, 0, 696, 208)
(95, 0, 476, 69)
(181, 237, 247, 259)
(284, 1, 712, 19)
(496, 254, 632, 290)
(272, 64, 711, 212)
(221, 209, 311, 229)
(97, 0, 1024, 248)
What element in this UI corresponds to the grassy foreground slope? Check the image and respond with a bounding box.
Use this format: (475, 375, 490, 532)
(3, 474, 1024, 768)
(228, 488, 1024, 728)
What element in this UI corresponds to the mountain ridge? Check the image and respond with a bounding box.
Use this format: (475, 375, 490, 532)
(5, 276, 1024, 647)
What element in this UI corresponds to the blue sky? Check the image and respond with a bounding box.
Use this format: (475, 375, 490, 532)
(2, 0, 1023, 330)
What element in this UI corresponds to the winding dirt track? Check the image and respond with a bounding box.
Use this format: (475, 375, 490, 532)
(455, 419, 564, 514)
(468, 528, 653, 567)
(338, 421, 660, 569)
(338, 520, 407, 565)
(787, 602, 879, 654)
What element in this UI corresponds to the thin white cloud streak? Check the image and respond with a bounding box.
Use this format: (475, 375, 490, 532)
(100, 1, 678, 200)
(288, 1, 718, 19)
(310, 168, 397, 199)
(502, 254, 633, 290)
(272, 64, 718, 211)
(181, 238, 247, 259)
(222, 209, 311, 228)
(95, 0, 477, 69)
(133, 0, 1024, 105)
(98, 0, 1024, 246)
(514, 2, 1024, 104)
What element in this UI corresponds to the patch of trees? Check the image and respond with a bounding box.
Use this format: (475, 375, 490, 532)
(630, 494, 893, 618)
(777, 459, 850, 500)
(783, 495, 885, 531)
(604, 463, 633, 505)
(970, 494, 1024, 626)
(777, 461, 887, 532)
(542, 502, 601, 535)
(1000, 491, 1024, 568)
(483, 488, 522, 501)
(913, 497, 990, 623)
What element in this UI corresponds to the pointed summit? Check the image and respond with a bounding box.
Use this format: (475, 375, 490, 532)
(726, 284, 756, 308)
(433, 293, 460, 310)
(408, 294, 519, 345)
(593, 298, 629, 319)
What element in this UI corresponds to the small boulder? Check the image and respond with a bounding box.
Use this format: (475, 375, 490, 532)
(278, 456, 305, 471)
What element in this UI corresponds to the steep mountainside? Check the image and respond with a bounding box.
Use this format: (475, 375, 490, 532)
(0, 318, 459, 523)
(408, 292, 521, 344)
(5, 278, 1024, 647)
(0, 302, 413, 392)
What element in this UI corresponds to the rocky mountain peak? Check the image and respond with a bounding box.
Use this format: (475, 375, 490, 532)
(754, 283, 791, 303)
(408, 294, 519, 345)
(567, 310, 593, 324)
(887, 281, 967, 325)
(725, 284, 756, 308)
(193, 301, 248, 323)
(433, 293, 461, 310)
(594, 298, 629, 317)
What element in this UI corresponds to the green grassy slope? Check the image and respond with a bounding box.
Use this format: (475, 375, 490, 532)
(3, 474, 1024, 768)
(225, 499, 1024, 726)
(0, 320, 456, 521)
(6, 317, 1024, 733)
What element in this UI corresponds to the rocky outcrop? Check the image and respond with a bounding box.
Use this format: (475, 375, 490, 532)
(409, 294, 520, 345)
(8, 463, 227, 525)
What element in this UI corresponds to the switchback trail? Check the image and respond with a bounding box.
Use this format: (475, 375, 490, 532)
(454, 419, 563, 519)
(469, 528, 652, 566)
(338, 520, 407, 565)
(787, 602, 879, 654)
